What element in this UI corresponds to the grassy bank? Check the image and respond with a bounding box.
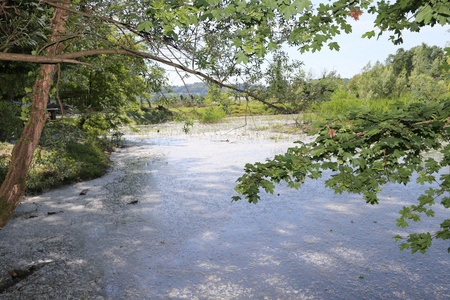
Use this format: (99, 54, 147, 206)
(127, 94, 424, 136)
(0, 122, 114, 195)
(309, 91, 420, 118)
(124, 100, 274, 128)
(169, 100, 272, 121)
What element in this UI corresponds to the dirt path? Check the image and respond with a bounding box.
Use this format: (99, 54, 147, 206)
(0, 117, 449, 299)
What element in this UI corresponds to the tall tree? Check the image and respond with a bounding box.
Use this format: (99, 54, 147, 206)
(0, 1, 70, 227)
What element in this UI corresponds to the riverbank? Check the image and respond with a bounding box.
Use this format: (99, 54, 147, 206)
(0, 122, 114, 196)
(0, 116, 448, 299)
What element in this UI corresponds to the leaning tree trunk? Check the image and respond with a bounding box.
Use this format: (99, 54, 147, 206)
(0, 4, 69, 228)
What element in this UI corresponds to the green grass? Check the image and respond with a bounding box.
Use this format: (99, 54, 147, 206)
(25, 140, 111, 194)
(169, 100, 274, 123)
(66, 142, 109, 179)
(0, 122, 114, 195)
(309, 91, 419, 119)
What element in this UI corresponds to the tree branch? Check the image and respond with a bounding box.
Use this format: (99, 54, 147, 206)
(57, 49, 284, 111)
(0, 47, 285, 111)
(39, 0, 286, 111)
(0, 52, 92, 65)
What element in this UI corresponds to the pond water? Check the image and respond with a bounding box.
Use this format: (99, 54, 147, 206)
(1, 115, 448, 299)
(101, 116, 449, 299)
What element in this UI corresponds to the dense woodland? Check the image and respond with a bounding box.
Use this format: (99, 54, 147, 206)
(0, 0, 449, 253)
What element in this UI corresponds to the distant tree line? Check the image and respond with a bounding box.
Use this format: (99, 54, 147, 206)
(347, 43, 446, 100)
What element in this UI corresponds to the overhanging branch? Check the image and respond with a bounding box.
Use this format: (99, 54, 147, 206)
(39, 0, 285, 111)
(0, 49, 285, 112)
(0, 52, 92, 65)
(61, 50, 283, 111)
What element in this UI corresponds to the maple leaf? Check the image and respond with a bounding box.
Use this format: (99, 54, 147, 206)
(349, 9, 363, 21)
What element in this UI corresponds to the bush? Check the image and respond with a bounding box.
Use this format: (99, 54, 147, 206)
(23, 122, 112, 194)
(310, 90, 421, 119)
(65, 142, 109, 180)
(0, 157, 9, 185)
(410, 74, 449, 102)
(198, 106, 226, 123)
(310, 90, 368, 117)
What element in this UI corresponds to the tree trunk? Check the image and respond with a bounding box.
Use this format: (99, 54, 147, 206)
(0, 4, 69, 228)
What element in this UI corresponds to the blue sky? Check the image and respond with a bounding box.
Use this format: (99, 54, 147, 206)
(289, 14, 450, 79)
(167, 9, 450, 85)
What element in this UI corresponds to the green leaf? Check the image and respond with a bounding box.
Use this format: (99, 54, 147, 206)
(399, 243, 410, 251)
(397, 218, 409, 228)
(362, 30, 375, 39)
(393, 235, 403, 242)
(232, 196, 241, 202)
(294, 0, 312, 12)
(280, 5, 292, 19)
(260, 180, 276, 193)
(223, 4, 235, 17)
(137, 21, 152, 32)
(236, 51, 249, 64)
(425, 209, 434, 218)
(415, 6, 433, 24)
(441, 197, 450, 209)
(424, 158, 440, 173)
(328, 42, 340, 51)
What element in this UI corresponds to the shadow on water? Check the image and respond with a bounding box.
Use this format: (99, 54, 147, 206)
(0, 134, 448, 299)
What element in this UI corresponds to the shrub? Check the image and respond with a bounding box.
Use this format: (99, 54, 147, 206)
(23, 122, 112, 194)
(0, 156, 9, 185)
(65, 142, 109, 180)
(310, 90, 421, 118)
(198, 106, 226, 123)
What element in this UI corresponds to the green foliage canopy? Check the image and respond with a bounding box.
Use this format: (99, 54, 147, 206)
(347, 44, 446, 100)
(2, 0, 448, 105)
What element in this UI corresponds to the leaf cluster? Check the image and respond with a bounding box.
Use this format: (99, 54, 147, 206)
(370, 0, 450, 44)
(0, 0, 52, 52)
(234, 100, 450, 253)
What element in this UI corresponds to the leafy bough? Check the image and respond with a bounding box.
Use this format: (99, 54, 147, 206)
(233, 100, 450, 253)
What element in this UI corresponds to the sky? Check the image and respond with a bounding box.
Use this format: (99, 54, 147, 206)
(166, 10, 450, 85)
(289, 16, 450, 79)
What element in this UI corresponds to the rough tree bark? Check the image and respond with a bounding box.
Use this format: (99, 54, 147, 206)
(0, 4, 69, 228)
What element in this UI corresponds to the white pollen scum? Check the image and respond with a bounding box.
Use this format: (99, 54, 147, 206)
(1, 115, 448, 299)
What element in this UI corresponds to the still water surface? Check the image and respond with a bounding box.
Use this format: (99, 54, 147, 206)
(98, 117, 449, 299)
(2, 116, 448, 299)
